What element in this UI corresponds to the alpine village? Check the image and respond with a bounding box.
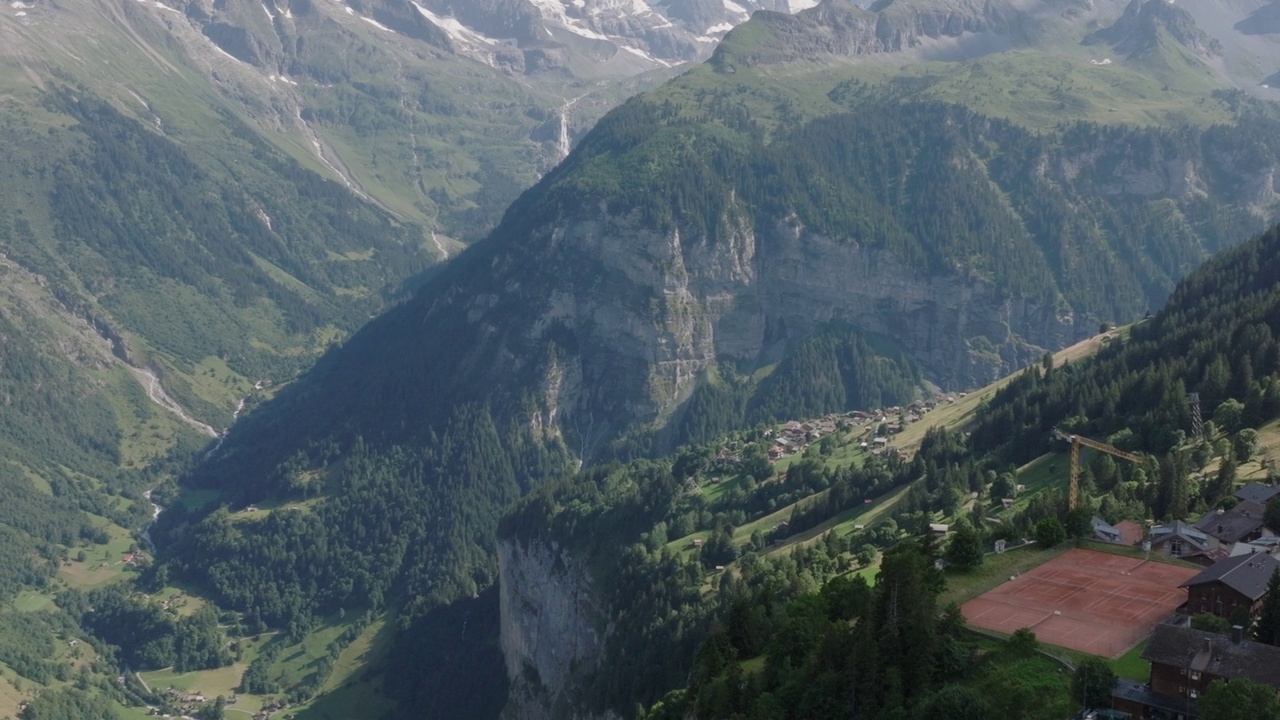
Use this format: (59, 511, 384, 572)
(14, 0, 1280, 719)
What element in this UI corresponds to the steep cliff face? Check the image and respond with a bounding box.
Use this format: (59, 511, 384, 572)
(480, 207, 1073, 431)
(497, 538, 616, 720)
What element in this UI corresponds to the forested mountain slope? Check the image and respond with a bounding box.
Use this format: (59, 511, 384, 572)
(142, 0, 1280, 715)
(972, 220, 1280, 466)
(496, 219, 1280, 720)
(191, 20, 1280, 495)
(0, 0, 752, 712)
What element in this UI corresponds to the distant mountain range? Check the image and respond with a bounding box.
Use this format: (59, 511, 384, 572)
(200, 0, 1280, 479)
(0, 0, 808, 486)
(157, 2, 1280, 714)
(8, 0, 1280, 717)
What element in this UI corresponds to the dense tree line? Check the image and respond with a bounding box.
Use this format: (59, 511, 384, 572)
(59, 585, 232, 672)
(41, 87, 429, 368)
(154, 404, 565, 630)
(640, 540, 1076, 720)
(0, 459, 124, 604)
(497, 424, 985, 714)
(972, 223, 1280, 475)
(19, 687, 118, 720)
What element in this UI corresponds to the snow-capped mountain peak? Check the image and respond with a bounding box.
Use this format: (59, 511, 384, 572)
(407, 0, 821, 73)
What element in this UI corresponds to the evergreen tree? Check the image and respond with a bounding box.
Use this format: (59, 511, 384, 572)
(874, 542, 941, 711)
(1065, 507, 1093, 539)
(1265, 497, 1280, 536)
(1034, 518, 1066, 548)
(1213, 454, 1238, 505)
(1254, 568, 1280, 647)
(1072, 657, 1117, 710)
(944, 522, 984, 570)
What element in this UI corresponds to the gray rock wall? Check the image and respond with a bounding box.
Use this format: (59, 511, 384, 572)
(497, 538, 617, 720)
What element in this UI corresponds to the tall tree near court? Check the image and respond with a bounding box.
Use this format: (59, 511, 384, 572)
(944, 521, 985, 570)
(1072, 657, 1117, 711)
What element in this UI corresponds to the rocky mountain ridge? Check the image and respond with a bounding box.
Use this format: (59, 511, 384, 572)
(709, 0, 1280, 98)
(1085, 0, 1223, 61)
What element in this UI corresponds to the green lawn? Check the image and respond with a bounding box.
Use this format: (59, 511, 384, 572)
(140, 657, 257, 710)
(292, 677, 396, 720)
(58, 521, 141, 591)
(291, 617, 397, 719)
(739, 656, 766, 676)
(1111, 639, 1150, 681)
(0, 669, 26, 720)
(850, 555, 882, 583)
(763, 483, 914, 559)
(702, 473, 751, 506)
(939, 543, 1071, 608)
(13, 590, 53, 612)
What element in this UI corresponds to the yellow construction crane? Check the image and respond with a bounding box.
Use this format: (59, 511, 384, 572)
(1051, 429, 1144, 511)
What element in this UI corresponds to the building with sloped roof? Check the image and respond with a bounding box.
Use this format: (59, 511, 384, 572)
(1193, 500, 1270, 548)
(1114, 623, 1280, 719)
(1092, 516, 1123, 543)
(1233, 481, 1280, 505)
(1149, 520, 1214, 563)
(1229, 535, 1280, 558)
(1179, 551, 1280, 619)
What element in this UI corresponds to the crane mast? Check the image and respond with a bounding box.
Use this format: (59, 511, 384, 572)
(1051, 428, 1144, 511)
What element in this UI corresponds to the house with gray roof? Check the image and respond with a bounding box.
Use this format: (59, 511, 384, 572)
(1112, 623, 1280, 718)
(1233, 481, 1280, 506)
(1193, 500, 1272, 549)
(1180, 552, 1280, 620)
(1148, 520, 1214, 563)
(1229, 535, 1280, 558)
(1092, 516, 1124, 544)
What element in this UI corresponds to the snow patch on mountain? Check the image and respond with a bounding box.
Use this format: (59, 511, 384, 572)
(413, 3, 517, 49)
(360, 15, 396, 32)
(408, 0, 827, 72)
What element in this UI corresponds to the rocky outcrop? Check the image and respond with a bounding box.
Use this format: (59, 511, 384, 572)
(474, 205, 1075, 439)
(497, 538, 616, 720)
(714, 0, 1022, 67)
(1084, 0, 1222, 59)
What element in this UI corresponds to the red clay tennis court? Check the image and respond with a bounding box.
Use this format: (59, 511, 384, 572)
(961, 548, 1200, 657)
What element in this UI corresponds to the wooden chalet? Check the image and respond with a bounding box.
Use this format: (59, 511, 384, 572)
(1113, 623, 1280, 719)
(1179, 552, 1280, 620)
